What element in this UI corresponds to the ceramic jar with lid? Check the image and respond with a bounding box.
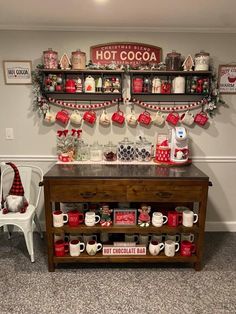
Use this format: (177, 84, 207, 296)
(84, 76, 95, 93)
(194, 51, 210, 71)
(71, 49, 86, 70)
(135, 138, 152, 162)
(76, 141, 89, 161)
(90, 142, 103, 162)
(43, 48, 58, 69)
(117, 137, 135, 162)
(103, 141, 117, 161)
(165, 51, 182, 71)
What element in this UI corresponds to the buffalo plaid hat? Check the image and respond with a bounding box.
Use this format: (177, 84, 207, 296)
(6, 162, 24, 196)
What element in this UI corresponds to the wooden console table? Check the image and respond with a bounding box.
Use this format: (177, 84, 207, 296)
(43, 163, 210, 272)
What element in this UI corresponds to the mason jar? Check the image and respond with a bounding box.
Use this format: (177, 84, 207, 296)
(135, 138, 152, 162)
(76, 141, 89, 161)
(117, 137, 135, 162)
(103, 141, 117, 161)
(90, 142, 103, 162)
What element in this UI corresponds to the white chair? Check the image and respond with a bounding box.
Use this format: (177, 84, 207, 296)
(0, 164, 44, 262)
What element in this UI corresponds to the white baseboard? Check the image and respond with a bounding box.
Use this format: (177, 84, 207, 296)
(205, 221, 236, 232)
(0, 155, 236, 163)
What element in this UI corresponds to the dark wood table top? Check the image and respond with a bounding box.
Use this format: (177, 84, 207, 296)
(43, 163, 209, 181)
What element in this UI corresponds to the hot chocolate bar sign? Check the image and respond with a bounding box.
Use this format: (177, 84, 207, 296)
(90, 42, 162, 66)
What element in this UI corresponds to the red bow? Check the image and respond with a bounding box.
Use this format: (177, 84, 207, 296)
(71, 129, 82, 138)
(57, 130, 69, 137)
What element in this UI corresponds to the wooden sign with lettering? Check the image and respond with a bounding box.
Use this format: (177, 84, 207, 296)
(103, 245, 146, 256)
(90, 42, 162, 66)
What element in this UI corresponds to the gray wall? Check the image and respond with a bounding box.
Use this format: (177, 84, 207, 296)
(0, 30, 236, 231)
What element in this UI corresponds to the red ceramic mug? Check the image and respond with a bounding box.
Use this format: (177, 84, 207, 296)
(194, 112, 208, 126)
(68, 210, 84, 227)
(167, 211, 182, 227)
(180, 240, 196, 257)
(54, 239, 69, 257)
(58, 153, 70, 162)
(83, 111, 96, 124)
(56, 110, 70, 125)
(166, 112, 179, 126)
(112, 110, 125, 124)
(138, 111, 152, 125)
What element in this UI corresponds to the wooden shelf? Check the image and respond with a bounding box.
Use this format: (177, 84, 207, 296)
(53, 252, 198, 264)
(40, 69, 124, 74)
(43, 92, 122, 101)
(52, 224, 199, 234)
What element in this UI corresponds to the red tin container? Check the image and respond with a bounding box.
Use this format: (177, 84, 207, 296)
(133, 77, 143, 93)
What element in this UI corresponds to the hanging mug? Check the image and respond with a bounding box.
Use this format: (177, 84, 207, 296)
(194, 112, 208, 126)
(180, 110, 195, 126)
(138, 111, 152, 125)
(126, 111, 137, 126)
(99, 110, 110, 126)
(83, 111, 96, 124)
(166, 112, 179, 126)
(56, 110, 70, 125)
(70, 110, 83, 125)
(44, 111, 56, 124)
(112, 110, 125, 124)
(153, 111, 165, 126)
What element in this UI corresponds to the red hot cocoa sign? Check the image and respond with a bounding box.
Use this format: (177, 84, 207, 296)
(90, 42, 162, 66)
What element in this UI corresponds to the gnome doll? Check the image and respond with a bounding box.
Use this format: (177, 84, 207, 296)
(1, 162, 28, 214)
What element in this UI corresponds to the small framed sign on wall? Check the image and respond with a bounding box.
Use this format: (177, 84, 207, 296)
(218, 64, 236, 94)
(3, 60, 32, 85)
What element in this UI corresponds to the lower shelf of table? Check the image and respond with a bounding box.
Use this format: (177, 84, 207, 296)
(53, 252, 198, 264)
(52, 225, 199, 234)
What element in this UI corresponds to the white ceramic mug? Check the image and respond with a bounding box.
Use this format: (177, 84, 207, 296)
(125, 234, 138, 243)
(183, 210, 198, 227)
(69, 240, 85, 257)
(99, 110, 110, 126)
(165, 234, 181, 242)
(164, 240, 180, 257)
(53, 210, 68, 227)
(149, 240, 165, 256)
(86, 240, 102, 256)
(138, 234, 151, 246)
(152, 212, 168, 227)
(180, 111, 195, 126)
(44, 111, 56, 124)
(85, 211, 101, 226)
(126, 112, 137, 126)
(153, 112, 165, 126)
(83, 234, 97, 243)
(70, 110, 83, 125)
(181, 233, 195, 243)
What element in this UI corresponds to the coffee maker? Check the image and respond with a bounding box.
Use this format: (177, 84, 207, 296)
(170, 127, 189, 164)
